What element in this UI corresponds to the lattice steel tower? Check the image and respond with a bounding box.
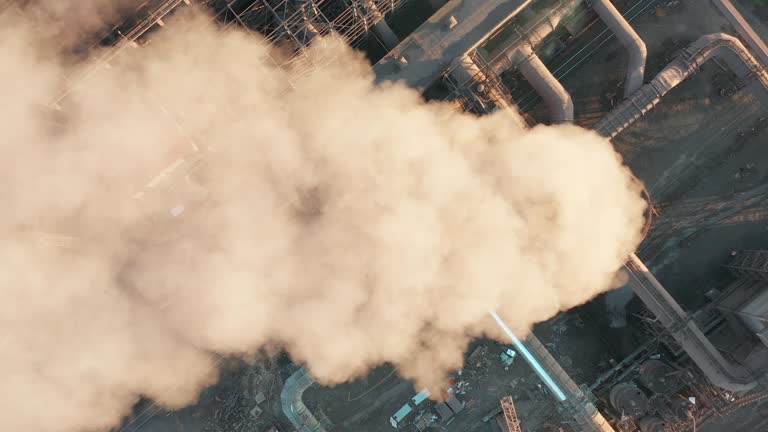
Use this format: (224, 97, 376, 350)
(501, 395, 522, 432)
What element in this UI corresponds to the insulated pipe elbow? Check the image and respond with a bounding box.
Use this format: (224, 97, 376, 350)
(512, 45, 574, 123)
(592, 0, 647, 97)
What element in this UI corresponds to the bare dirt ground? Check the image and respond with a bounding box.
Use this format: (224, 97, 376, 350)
(736, 0, 768, 33)
(699, 396, 768, 431)
(303, 338, 563, 432)
(114, 358, 292, 432)
(615, 75, 768, 309)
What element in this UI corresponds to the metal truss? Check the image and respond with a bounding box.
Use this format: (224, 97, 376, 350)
(725, 250, 768, 281)
(52, 0, 192, 106)
(500, 396, 522, 432)
(53, 0, 410, 107)
(204, 0, 408, 50)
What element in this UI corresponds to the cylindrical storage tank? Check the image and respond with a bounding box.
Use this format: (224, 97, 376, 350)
(639, 360, 678, 394)
(638, 416, 666, 432)
(609, 383, 649, 418)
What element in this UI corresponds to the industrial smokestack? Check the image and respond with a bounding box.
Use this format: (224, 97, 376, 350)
(0, 4, 647, 432)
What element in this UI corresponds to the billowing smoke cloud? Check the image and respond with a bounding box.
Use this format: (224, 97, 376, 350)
(1, 4, 646, 432)
(6, 0, 149, 51)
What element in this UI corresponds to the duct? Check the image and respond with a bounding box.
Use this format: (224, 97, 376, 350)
(280, 367, 327, 432)
(625, 253, 759, 392)
(442, 0, 582, 117)
(595, 33, 768, 138)
(591, 0, 647, 97)
(373, 0, 535, 90)
(509, 44, 574, 123)
(361, 0, 401, 51)
(490, 0, 585, 75)
(476, 0, 581, 123)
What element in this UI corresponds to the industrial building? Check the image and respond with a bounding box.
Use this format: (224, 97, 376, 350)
(26, 0, 768, 430)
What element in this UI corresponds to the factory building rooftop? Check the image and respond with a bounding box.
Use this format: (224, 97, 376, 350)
(373, 0, 529, 90)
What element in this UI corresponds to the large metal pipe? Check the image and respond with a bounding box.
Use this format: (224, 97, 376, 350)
(373, 0, 535, 90)
(491, 0, 584, 75)
(711, 0, 768, 67)
(362, 0, 401, 50)
(595, 33, 768, 138)
(281, 367, 327, 432)
(509, 44, 574, 123)
(625, 253, 759, 392)
(591, 0, 647, 97)
(444, 1, 582, 116)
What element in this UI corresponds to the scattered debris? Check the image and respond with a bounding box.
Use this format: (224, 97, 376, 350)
(203, 360, 281, 432)
(552, 322, 568, 336)
(467, 345, 488, 368)
(413, 411, 437, 431)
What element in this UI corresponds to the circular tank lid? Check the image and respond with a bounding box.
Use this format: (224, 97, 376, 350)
(639, 360, 679, 394)
(609, 383, 649, 418)
(638, 416, 666, 432)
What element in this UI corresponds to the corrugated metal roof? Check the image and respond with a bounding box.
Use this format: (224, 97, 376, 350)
(412, 389, 431, 406)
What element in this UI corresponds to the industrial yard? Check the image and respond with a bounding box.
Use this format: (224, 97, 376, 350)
(7, 0, 768, 431)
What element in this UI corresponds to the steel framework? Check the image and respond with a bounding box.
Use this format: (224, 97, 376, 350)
(53, 0, 410, 106)
(725, 250, 768, 281)
(52, 0, 193, 106)
(501, 396, 522, 432)
(437, 0, 578, 121)
(594, 33, 768, 138)
(203, 0, 408, 50)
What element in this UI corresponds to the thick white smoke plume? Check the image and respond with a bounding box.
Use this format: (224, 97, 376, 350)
(1, 4, 646, 432)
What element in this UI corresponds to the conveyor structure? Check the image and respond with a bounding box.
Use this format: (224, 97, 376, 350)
(595, 33, 768, 138)
(281, 367, 327, 432)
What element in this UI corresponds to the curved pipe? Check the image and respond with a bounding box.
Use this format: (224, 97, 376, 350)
(625, 254, 758, 392)
(595, 33, 768, 138)
(280, 367, 327, 432)
(492, 0, 584, 75)
(591, 0, 647, 97)
(510, 44, 574, 123)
